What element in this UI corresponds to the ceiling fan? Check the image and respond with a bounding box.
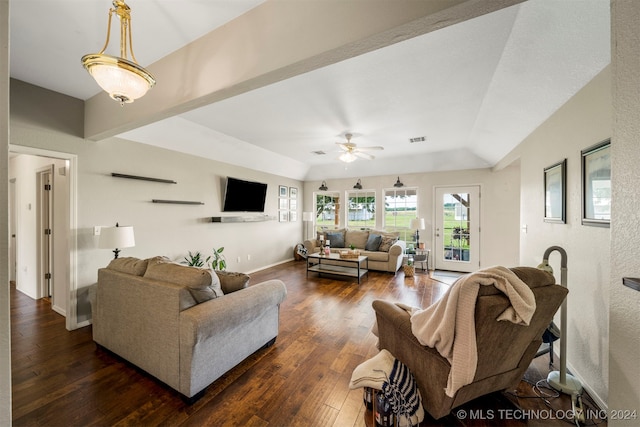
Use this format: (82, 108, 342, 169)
(336, 133, 384, 163)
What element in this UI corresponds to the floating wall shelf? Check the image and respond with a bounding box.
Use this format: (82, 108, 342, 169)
(211, 215, 275, 223)
(623, 277, 640, 292)
(152, 199, 204, 205)
(112, 173, 177, 184)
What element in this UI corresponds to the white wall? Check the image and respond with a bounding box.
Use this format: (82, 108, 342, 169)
(499, 66, 611, 406)
(303, 162, 521, 270)
(609, 1, 640, 423)
(8, 154, 69, 315)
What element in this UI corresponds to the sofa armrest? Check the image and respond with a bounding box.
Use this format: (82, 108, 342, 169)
(303, 239, 318, 253)
(181, 280, 287, 342)
(215, 270, 251, 294)
(388, 240, 406, 257)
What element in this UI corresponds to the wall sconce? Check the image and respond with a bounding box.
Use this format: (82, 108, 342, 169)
(353, 179, 362, 189)
(99, 222, 135, 259)
(319, 181, 328, 191)
(394, 177, 404, 188)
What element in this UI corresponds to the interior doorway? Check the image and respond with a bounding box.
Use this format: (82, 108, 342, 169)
(434, 185, 480, 273)
(9, 145, 78, 331)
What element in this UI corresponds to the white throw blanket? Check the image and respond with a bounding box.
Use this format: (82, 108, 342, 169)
(410, 266, 536, 397)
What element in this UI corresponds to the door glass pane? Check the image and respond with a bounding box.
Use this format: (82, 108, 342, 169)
(442, 193, 470, 262)
(315, 192, 341, 231)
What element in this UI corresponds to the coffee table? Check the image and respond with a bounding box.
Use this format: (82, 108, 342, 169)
(306, 253, 369, 284)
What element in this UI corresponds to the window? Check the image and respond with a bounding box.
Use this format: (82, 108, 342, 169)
(384, 188, 417, 242)
(346, 190, 376, 229)
(315, 192, 341, 231)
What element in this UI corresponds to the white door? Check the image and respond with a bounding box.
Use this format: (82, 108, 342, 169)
(434, 186, 480, 273)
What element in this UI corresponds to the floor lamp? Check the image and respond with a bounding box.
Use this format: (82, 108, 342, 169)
(302, 212, 314, 241)
(537, 246, 583, 395)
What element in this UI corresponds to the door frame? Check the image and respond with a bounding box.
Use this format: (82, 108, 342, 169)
(9, 144, 78, 331)
(433, 185, 481, 273)
(36, 165, 54, 300)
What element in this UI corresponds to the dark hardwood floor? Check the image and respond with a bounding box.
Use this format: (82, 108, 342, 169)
(11, 261, 606, 426)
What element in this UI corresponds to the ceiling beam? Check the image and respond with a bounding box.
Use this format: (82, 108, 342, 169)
(84, 0, 524, 141)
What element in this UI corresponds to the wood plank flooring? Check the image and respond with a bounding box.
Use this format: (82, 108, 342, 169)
(11, 261, 606, 426)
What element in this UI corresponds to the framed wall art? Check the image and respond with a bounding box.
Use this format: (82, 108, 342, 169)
(544, 159, 566, 223)
(581, 139, 611, 227)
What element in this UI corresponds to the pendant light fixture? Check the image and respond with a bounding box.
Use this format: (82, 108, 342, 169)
(394, 177, 404, 188)
(82, 1, 156, 105)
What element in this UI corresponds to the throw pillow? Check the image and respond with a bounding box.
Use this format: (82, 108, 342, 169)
(365, 234, 382, 251)
(345, 230, 369, 249)
(378, 236, 398, 252)
(215, 270, 251, 294)
(107, 257, 149, 276)
(326, 231, 345, 248)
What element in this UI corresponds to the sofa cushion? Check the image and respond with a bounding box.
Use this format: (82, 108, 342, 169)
(365, 234, 382, 251)
(378, 236, 399, 252)
(326, 231, 345, 248)
(362, 251, 390, 262)
(107, 257, 149, 276)
(345, 230, 369, 249)
(144, 258, 223, 303)
(317, 229, 345, 245)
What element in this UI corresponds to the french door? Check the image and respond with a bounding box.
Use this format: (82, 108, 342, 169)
(434, 186, 480, 273)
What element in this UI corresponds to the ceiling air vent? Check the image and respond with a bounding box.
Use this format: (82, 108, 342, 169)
(312, 150, 326, 155)
(409, 136, 426, 143)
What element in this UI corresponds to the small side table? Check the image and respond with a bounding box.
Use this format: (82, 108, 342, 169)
(413, 248, 430, 272)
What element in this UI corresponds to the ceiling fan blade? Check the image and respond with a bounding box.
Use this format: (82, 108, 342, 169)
(356, 146, 384, 151)
(355, 152, 375, 160)
(336, 142, 350, 151)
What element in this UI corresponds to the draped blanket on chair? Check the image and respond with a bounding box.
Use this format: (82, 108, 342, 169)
(410, 266, 536, 397)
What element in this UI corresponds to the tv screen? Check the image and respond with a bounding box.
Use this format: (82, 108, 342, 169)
(222, 177, 268, 212)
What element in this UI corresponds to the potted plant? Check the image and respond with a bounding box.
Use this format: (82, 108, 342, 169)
(210, 246, 227, 271)
(403, 257, 415, 277)
(183, 251, 210, 267)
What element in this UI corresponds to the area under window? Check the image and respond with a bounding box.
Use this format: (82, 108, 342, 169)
(384, 188, 417, 242)
(346, 190, 376, 229)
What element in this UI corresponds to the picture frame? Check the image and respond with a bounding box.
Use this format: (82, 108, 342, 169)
(279, 185, 288, 198)
(279, 210, 288, 222)
(279, 198, 289, 210)
(289, 187, 297, 198)
(289, 199, 297, 210)
(289, 211, 297, 222)
(581, 139, 611, 227)
(543, 159, 566, 223)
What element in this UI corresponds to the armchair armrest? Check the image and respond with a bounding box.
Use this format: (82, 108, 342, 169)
(372, 299, 453, 419)
(388, 240, 406, 257)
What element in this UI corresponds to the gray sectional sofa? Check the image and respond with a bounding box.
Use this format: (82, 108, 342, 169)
(91, 256, 287, 400)
(303, 228, 406, 273)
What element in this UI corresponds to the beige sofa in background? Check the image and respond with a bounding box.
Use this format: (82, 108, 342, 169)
(303, 229, 406, 273)
(91, 256, 287, 401)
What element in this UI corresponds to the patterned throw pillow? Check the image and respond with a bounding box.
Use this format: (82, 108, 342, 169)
(378, 236, 398, 252)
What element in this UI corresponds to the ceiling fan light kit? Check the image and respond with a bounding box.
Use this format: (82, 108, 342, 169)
(82, 0, 156, 105)
(336, 133, 383, 163)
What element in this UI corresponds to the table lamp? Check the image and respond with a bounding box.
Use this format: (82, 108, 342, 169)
(99, 223, 135, 259)
(410, 218, 426, 249)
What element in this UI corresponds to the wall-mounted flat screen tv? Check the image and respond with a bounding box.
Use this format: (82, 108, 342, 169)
(222, 177, 268, 212)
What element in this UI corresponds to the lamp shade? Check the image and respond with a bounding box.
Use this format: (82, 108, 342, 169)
(99, 225, 135, 250)
(302, 212, 314, 222)
(410, 218, 425, 230)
